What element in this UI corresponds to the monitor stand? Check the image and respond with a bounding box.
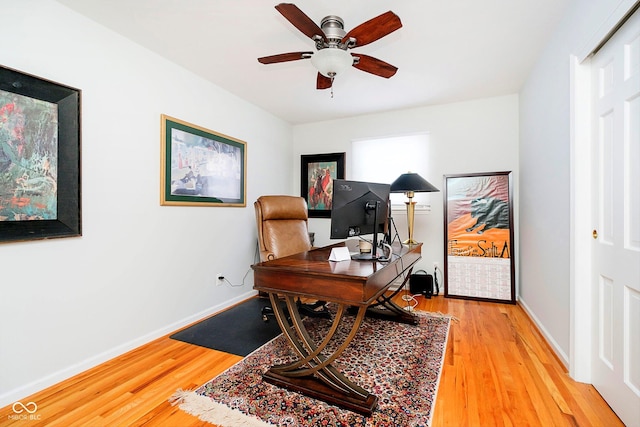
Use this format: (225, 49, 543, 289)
(351, 202, 384, 261)
(351, 251, 390, 262)
(351, 252, 379, 261)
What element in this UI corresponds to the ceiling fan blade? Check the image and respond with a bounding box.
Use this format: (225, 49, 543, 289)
(275, 3, 327, 42)
(352, 54, 398, 78)
(341, 11, 402, 48)
(258, 52, 313, 64)
(316, 73, 332, 90)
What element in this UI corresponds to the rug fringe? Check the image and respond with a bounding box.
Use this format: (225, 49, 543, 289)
(170, 389, 273, 427)
(415, 309, 460, 323)
(426, 316, 452, 427)
(428, 311, 460, 323)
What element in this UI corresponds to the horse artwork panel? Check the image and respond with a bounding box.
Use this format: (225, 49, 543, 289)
(466, 197, 510, 234)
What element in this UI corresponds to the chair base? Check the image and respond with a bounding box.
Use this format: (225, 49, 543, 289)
(296, 300, 331, 319)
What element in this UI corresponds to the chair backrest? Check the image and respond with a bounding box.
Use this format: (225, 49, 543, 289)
(255, 195, 312, 262)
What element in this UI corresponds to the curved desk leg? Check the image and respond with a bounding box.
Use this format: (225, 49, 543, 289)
(265, 293, 378, 415)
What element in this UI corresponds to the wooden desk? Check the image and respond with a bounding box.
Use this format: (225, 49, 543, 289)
(252, 242, 422, 415)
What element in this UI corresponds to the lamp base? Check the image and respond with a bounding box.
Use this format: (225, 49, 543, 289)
(403, 239, 420, 245)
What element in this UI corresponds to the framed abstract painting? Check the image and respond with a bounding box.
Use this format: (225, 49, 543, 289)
(0, 66, 81, 243)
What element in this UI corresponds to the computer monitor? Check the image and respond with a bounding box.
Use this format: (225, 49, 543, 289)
(330, 179, 391, 260)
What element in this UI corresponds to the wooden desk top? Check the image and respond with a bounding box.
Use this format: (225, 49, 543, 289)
(252, 242, 422, 306)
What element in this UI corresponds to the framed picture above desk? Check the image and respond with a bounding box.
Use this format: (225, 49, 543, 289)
(300, 152, 345, 218)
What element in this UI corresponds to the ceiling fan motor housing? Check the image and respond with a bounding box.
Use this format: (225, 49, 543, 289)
(320, 15, 346, 44)
(311, 15, 353, 78)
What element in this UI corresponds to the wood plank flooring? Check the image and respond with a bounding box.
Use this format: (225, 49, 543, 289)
(1, 294, 623, 426)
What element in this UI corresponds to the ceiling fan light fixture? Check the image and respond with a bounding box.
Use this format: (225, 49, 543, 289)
(311, 48, 353, 78)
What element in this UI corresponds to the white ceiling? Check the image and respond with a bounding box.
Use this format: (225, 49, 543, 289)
(56, 0, 570, 125)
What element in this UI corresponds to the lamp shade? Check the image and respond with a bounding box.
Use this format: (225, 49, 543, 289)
(390, 172, 439, 193)
(311, 48, 353, 78)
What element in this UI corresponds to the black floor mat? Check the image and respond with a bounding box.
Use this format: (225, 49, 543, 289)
(170, 297, 282, 356)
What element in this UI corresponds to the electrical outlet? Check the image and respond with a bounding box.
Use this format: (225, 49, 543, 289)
(433, 262, 440, 272)
(216, 273, 224, 286)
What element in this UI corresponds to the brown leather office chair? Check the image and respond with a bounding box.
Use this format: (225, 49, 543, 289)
(255, 195, 313, 262)
(254, 195, 329, 320)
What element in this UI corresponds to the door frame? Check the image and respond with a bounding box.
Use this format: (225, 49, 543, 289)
(569, 55, 593, 382)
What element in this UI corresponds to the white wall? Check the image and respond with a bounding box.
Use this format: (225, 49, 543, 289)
(293, 95, 520, 277)
(518, 0, 636, 367)
(0, 0, 292, 406)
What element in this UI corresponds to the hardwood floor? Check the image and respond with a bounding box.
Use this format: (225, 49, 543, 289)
(1, 295, 622, 426)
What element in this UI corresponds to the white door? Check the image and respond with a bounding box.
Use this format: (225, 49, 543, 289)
(590, 7, 640, 426)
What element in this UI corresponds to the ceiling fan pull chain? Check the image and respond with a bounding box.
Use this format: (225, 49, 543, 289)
(330, 75, 335, 98)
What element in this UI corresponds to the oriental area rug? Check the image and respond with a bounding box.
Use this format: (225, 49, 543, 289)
(171, 308, 451, 427)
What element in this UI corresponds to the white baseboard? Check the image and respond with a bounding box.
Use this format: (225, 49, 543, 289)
(518, 297, 569, 368)
(0, 290, 257, 408)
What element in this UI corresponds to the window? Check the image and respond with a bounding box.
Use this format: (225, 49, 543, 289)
(351, 133, 432, 211)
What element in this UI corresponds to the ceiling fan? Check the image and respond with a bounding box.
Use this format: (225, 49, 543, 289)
(258, 3, 402, 91)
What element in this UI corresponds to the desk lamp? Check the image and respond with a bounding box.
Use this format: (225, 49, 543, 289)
(390, 172, 440, 244)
